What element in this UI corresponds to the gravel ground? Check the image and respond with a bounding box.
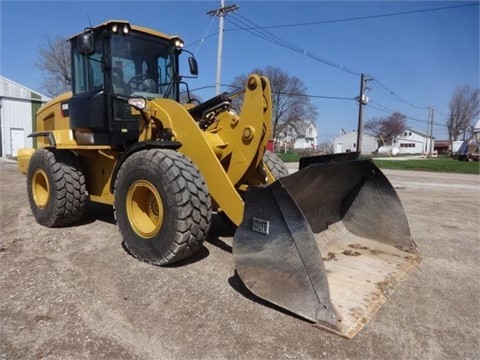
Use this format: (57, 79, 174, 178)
(1, 158, 479, 360)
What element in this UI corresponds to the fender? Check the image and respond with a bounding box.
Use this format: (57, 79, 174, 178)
(109, 140, 182, 193)
(28, 131, 57, 147)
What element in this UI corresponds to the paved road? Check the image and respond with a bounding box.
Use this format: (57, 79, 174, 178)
(1, 158, 479, 359)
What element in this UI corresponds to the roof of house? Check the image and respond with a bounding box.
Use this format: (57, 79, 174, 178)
(0, 75, 50, 101)
(277, 120, 316, 136)
(335, 130, 378, 141)
(403, 128, 434, 139)
(294, 120, 316, 134)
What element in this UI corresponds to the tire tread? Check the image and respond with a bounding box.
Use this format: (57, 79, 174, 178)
(27, 149, 87, 227)
(114, 149, 211, 265)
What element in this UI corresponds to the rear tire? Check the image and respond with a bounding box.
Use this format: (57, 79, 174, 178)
(263, 151, 289, 179)
(113, 149, 212, 265)
(27, 148, 87, 227)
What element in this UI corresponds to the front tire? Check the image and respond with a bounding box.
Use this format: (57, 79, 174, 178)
(27, 148, 87, 227)
(113, 149, 212, 265)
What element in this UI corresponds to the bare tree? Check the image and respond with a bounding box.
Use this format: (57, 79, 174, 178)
(36, 36, 71, 97)
(180, 91, 203, 105)
(364, 112, 407, 145)
(229, 66, 318, 139)
(447, 85, 480, 144)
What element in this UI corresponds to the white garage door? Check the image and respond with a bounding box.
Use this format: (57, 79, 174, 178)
(10, 128, 24, 157)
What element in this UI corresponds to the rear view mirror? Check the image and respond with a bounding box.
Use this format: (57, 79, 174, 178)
(188, 57, 198, 76)
(78, 32, 94, 56)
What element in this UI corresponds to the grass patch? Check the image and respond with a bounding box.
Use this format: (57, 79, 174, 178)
(276, 152, 479, 174)
(372, 157, 479, 174)
(276, 152, 302, 163)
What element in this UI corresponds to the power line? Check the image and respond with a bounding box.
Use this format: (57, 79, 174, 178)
(368, 100, 447, 128)
(433, 108, 449, 117)
(188, 4, 455, 123)
(187, 32, 217, 48)
(225, 14, 444, 119)
(370, 79, 428, 110)
(226, 7, 463, 118)
(245, 3, 478, 30)
(230, 13, 362, 76)
(192, 17, 434, 122)
(226, 13, 362, 76)
(369, 81, 451, 127)
(189, 7, 439, 116)
(368, 103, 425, 124)
(227, 15, 306, 54)
(369, 100, 398, 114)
(134, 2, 201, 33)
(186, 84, 355, 101)
(277, 93, 354, 101)
(132, 2, 183, 23)
(193, 16, 217, 56)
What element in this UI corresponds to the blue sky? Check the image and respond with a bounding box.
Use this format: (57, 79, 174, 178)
(1, 1, 478, 140)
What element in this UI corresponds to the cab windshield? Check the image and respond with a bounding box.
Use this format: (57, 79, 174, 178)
(110, 31, 177, 100)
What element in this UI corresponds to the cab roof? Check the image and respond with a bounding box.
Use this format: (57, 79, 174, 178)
(68, 20, 182, 42)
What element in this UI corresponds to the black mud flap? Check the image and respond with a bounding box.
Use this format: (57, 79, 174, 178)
(233, 158, 421, 338)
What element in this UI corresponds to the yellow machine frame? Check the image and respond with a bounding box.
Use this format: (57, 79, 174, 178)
(19, 72, 273, 226)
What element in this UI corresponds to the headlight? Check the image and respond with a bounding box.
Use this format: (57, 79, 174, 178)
(174, 39, 184, 48)
(112, 25, 118, 33)
(128, 98, 147, 110)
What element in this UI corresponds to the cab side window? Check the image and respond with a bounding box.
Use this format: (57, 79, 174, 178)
(72, 38, 104, 94)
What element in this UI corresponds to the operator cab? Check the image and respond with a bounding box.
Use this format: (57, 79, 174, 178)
(68, 20, 194, 147)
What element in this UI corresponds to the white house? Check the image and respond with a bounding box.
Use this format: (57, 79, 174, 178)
(293, 121, 317, 149)
(276, 120, 318, 150)
(0, 76, 49, 157)
(393, 129, 434, 155)
(333, 130, 378, 155)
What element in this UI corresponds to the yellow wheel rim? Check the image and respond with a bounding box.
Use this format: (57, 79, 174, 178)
(32, 169, 50, 209)
(126, 180, 163, 239)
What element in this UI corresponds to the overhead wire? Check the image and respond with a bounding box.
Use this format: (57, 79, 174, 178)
(225, 6, 475, 119)
(370, 79, 428, 110)
(225, 15, 302, 54)
(369, 82, 451, 129)
(134, 2, 192, 27)
(368, 100, 448, 128)
(185, 2, 464, 130)
(433, 108, 450, 117)
(368, 103, 427, 126)
(226, 12, 362, 77)
(242, 3, 478, 30)
(193, 16, 217, 56)
(226, 11, 437, 113)
(275, 92, 355, 101)
(186, 84, 355, 101)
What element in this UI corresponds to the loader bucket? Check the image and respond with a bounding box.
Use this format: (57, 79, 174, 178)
(233, 158, 421, 338)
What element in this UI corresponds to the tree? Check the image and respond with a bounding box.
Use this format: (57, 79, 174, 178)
(446, 85, 480, 143)
(180, 91, 203, 105)
(229, 66, 318, 139)
(36, 36, 71, 97)
(364, 112, 407, 145)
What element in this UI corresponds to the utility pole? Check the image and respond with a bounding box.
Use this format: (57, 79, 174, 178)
(424, 108, 430, 154)
(425, 107, 434, 157)
(428, 107, 434, 157)
(356, 73, 369, 154)
(207, 1, 239, 95)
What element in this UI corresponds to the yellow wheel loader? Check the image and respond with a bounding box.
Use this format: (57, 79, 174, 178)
(18, 20, 421, 338)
